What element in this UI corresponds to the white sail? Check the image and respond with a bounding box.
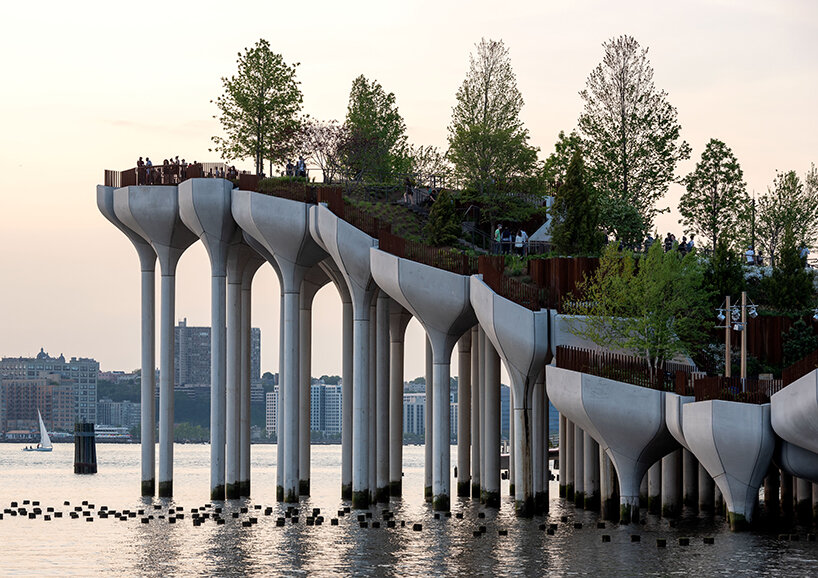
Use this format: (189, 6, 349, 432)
(37, 409, 52, 449)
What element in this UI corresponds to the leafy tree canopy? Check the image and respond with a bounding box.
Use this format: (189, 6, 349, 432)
(425, 189, 461, 247)
(550, 149, 603, 255)
(578, 35, 690, 246)
(211, 39, 303, 175)
(761, 229, 815, 312)
(542, 130, 583, 192)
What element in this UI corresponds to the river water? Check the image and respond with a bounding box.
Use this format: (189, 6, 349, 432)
(0, 444, 816, 576)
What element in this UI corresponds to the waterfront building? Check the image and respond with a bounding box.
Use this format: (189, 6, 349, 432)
(174, 318, 261, 386)
(403, 393, 425, 437)
(97, 398, 141, 429)
(265, 386, 279, 437)
(0, 348, 98, 425)
(0, 375, 74, 432)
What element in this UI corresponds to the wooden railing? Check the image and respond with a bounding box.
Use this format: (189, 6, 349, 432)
(104, 163, 246, 188)
(782, 348, 818, 387)
(693, 376, 783, 404)
(478, 256, 545, 311)
(555, 345, 695, 392)
(380, 229, 478, 276)
(528, 257, 599, 312)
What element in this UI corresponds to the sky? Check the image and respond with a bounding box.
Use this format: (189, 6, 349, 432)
(0, 0, 816, 377)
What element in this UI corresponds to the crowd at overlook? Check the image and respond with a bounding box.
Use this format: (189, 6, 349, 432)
(134, 156, 240, 185)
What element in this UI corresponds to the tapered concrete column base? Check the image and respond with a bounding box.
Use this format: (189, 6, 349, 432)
(159, 481, 173, 498)
(285, 489, 298, 503)
(566, 483, 574, 501)
(211, 485, 225, 501)
(425, 486, 433, 502)
(472, 484, 481, 499)
(352, 491, 370, 509)
(389, 481, 402, 496)
(457, 482, 470, 497)
(276, 485, 284, 502)
(584, 491, 600, 511)
(620, 497, 639, 524)
(515, 497, 534, 518)
(299, 480, 310, 496)
(239, 481, 250, 498)
(574, 491, 585, 507)
(141, 479, 155, 497)
(342, 483, 352, 500)
(535, 491, 548, 515)
(375, 487, 389, 503)
(482, 490, 500, 508)
(226, 483, 240, 500)
(433, 494, 450, 511)
(728, 511, 749, 531)
(559, 485, 566, 497)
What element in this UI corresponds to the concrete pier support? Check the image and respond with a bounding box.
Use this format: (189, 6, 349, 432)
(532, 374, 546, 513)
(797, 477, 812, 524)
(640, 471, 648, 508)
(368, 302, 377, 502)
(375, 292, 391, 503)
(573, 424, 585, 507)
(600, 451, 618, 521)
(813, 482, 818, 520)
(763, 467, 780, 518)
(352, 308, 372, 508)
(509, 392, 516, 498)
(341, 300, 354, 499)
(478, 328, 486, 500)
(699, 463, 715, 512)
(483, 337, 501, 507)
(584, 433, 600, 511)
(114, 186, 197, 498)
(97, 186, 157, 497)
(565, 420, 575, 501)
(682, 449, 698, 509)
(648, 462, 662, 515)
(661, 450, 682, 518)
(425, 337, 433, 502)
(432, 359, 452, 511)
(457, 331, 472, 497)
(781, 472, 794, 518)
(239, 252, 262, 497)
(470, 326, 481, 499)
(389, 303, 411, 497)
(225, 244, 242, 499)
(559, 414, 566, 498)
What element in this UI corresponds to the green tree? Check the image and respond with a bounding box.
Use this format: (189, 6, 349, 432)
(679, 139, 748, 253)
(341, 75, 409, 181)
(566, 242, 709, 379)
(408, 144, 452, 187)
(447, 38, 539, 196)
(425, 190, 461, 246)
(550, 149, 602, 255)
(211, 39, 303, 175)
(578, 35, 690, 246)
(783, 318, 818, 366)
(703, 240, 745, 310)
(299, 119, 347, 183)
(761, 230, 815, 311)
(755, 168, 818, 266)
(542, 130, 583, 191)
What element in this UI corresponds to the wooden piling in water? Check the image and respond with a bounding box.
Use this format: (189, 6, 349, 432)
(74, 422, 97, 474)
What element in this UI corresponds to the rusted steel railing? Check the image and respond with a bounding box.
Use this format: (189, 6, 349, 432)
(478, 255, 544, 311)
(555, 345, 695, 392)
(104, 163, 244, 188)
(692, 376, 783, 404)
(379, 229, 477, 276)
(528, 257, 599, 312)
(782, 348, 818, 387)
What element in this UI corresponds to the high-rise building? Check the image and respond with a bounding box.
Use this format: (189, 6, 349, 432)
(174, 319, 261, 386)
(0, 375, 73, 432)
(403, 392, 425, 437)
(97, 398, 141, 429)
(265, 386, 279, 437)
(0, 348, 98, 425)
(266, 381, 343, 438)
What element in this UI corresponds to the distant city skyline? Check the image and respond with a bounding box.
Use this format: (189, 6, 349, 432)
(1, 0, 815, 376)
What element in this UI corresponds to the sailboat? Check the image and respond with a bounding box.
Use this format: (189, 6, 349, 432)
(22, 410, 53, 452)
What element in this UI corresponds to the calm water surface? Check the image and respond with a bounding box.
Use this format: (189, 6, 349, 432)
(0, 444, 816, 576)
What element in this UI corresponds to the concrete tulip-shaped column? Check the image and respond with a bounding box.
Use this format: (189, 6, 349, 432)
(457, 330, 472, 497)
(299, 263, 330, 495)
(470, 276, 550, 517)
(375, 291, 392, 502)
(389, 301, 412, 496)
(547, 363, 679, 524)
(239, 245, 264, 497)
(114, 185, 197, 498)
(309, 203, 377, 507)
(179, 178, 238, 501)
(371, 248, 476, 511)
(483, 329, 502, 507)
(225, 237, 263, 499)
(470, 326, 480, 499)
(771, 370, 818, 455)
(97, 186, 157, 496)
(233, 192, 326, 503)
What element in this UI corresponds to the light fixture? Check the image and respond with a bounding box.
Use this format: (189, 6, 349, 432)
(813, 309, 818, 321)
(749, 305, 758, 319)
(731, 306, 741, 322)
(716, 310, 726, 322)
(733, 323, 744, 331)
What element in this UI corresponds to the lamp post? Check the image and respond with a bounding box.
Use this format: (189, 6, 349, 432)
(716, 291, 758, 389)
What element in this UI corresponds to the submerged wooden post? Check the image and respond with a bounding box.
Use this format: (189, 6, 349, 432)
(74, 422, 98, 474)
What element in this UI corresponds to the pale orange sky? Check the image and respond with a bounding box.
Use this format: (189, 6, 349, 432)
(0, 0, 816, 377)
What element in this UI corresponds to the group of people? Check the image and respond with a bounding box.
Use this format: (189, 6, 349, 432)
(135, 157, 239, 185)
(641, 232, 696, 255)
(285, 157, 307, 178)
(494, 224, 529, 255)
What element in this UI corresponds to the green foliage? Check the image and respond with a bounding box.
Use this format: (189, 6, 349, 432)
(408, 145, 452, 187)
(754, 168, 818, 267)
(783, 319, 818, 366)
(318, 375, 342, 385)
(679, 139, 748, 253)
(425, 190, 461, 246)
(542, 130, 583, 191)
(703, 240, 745, 310)
(341, 75, 409, 181)
(550, 149, 603, 256)
(578, 35, 690, 246)
(761, 230, 815, 311)
(566, 242, 709, 376)
(211, 39, 303, 175)
(97, 381, 139, 403)
(174, 422, 209, 443)
(447, 38, 539, 195)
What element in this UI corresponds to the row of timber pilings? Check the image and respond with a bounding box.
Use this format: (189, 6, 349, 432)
(557, 415, 818, 528)
(97, 180, 556, 516)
